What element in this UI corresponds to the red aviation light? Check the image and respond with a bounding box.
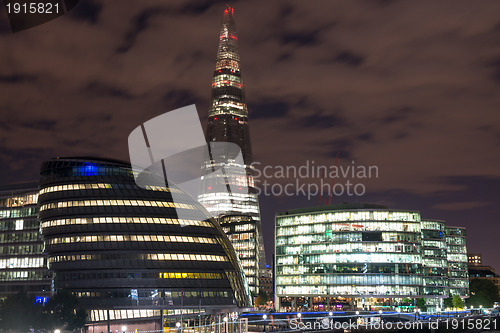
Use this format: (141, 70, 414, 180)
(234, 117, 238, 120)
(214, 117, 217, 120)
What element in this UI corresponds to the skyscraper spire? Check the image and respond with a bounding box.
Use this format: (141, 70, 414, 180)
(198, 5, 265, 295)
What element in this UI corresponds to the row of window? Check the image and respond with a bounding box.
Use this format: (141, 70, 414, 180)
(56, 271, 225, 281)
(277, 211, 421, 227)
(278, 222, 421, 236)
(0, 257, 46, 269)
(159, 272, 225, 280)
(277, 242, 421, 255)
(277, 284, 420, 296)
(276, 232, 421, 243)
(0, 207, 37, 219)
(0, 270, 51, 281)
(41, 217, 212, 229)
(277, 263, 422, 275)
(0, 232, 40, 243)
(0, 193, 38, 208)
(0, 244, 43, 255)
(277, 274, 423, 286)
(49, 253, 228, 263)
(90, 309, 159, 322)
(227, 232, 254, 242)
(39, 199, 194, 211)
(39, 182, 177, 195)
(77, 290, 229, 299)
(277, 253, 422, 266)
(47, 234, 217, 245)
(0, 218, 40, 231)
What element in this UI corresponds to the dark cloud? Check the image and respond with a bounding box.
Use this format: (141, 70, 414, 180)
(85, 81, 134, 99)
(301, 112, 345, 128)
(333, 51, 364, 68)
(22, 120, 57, 131)
(357, 132, 373, 141)
(379, 107, 417, 124)
(0, 74, 38, 84)
(280, 30, 321, 46)
(69, 0, 102, 24)
(116, 7, 167, 54)
(248, 101, 289, 119)
(163, 88, 203, 110)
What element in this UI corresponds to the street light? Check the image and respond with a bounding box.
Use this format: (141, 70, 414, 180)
(54, 330, 61, 333)
(297, 313, 302, 319)
(263, 314, 267, 332)
(121, 326, 127, 333)
(329, 311, 333, 316)
(396, 308, 401, 321)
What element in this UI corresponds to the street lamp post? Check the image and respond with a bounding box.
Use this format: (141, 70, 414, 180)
(396, 307, 401, 321)
(263, 314, 267, 333)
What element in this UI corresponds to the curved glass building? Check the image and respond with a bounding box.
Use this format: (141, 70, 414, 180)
(39, 157, 250, 327)
(275, 204, 469, 311)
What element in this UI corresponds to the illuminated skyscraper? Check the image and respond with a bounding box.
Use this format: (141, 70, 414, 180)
(198, 5, 265, 294)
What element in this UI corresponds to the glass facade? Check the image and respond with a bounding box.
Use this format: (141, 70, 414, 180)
(0, 184, 52, 300)
(38, 157, 251, 325)
(445, 226, 469, 297)
(275, 204, 469, 311)
(197, 5, 265, 294)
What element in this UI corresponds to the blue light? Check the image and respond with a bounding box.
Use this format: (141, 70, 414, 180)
(34, 296, 48, 305)
(78, 163, 99, 176)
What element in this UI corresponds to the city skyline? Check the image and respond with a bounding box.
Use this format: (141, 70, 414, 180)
(0, 1, 499, 270)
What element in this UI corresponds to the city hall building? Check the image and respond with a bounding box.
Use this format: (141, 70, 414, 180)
(275, 204, 468, 312)
(39, 157, 251, 331)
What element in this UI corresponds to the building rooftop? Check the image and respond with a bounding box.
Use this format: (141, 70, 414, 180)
(277, 203, 392, 216)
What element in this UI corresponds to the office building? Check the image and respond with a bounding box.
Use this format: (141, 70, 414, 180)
(467, 254, 500, 299)
(445, 226, 469, 297)
(38, 157, 250, 330)
(198, 5, 265, 294)
(0, 183, 52, 301)
(468, 254, 482, 266)
(274, 204, 469, 311)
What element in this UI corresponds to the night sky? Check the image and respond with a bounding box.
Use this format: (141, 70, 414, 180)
(1, 1, 499, 270)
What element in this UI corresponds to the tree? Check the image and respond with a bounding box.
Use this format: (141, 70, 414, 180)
(44, 289, 86, 331)
(255, 290, 270, 306)
(467, 279, 500, 308)
(443, 295, 453, 309)
(0, 291, 46, 331)
(416, 298, 427, 312)
(452, 295, 464, 309)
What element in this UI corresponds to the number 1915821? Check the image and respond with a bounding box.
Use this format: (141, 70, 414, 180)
(6, 2, 60, 14)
